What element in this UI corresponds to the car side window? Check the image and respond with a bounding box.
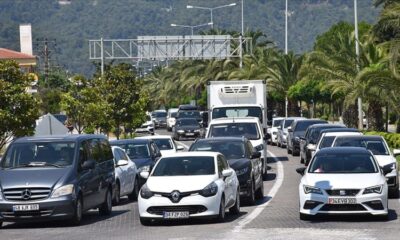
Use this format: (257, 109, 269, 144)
(78, 140, 89, 170)
(246, 141, 254, 157)
(151, 143, 160, 156)
(113, 149, 121, 161)
(99, 139, 113, 162)
(217, 157, 224, 177)
(118, 149, 129, 160)
(87, 139, 102, 163)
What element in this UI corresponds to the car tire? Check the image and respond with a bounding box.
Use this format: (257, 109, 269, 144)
(229, 189, 240, 215)
(70, 196, 83, 226)
(262, 163, 268, 181)
(128, 177, 139, 201)
(287, 146, 292, 155)
(113, 183, 120, 205)
(300, 155, 304, 164)
(247, 180, 256, 206)
(293, 149, 300, 156)
(167, 127, 171, 132)
(299, 212, 312, 221)
(389, 187, 399, 198)
(99, 188, 112, 216)
(140, 217, 152, 226)
(377, 213, 389, 221)
(255, 181, 264, 199)
(277, 141, 281, 148)
(0, 221, 3, 227)
(216, 196, 226, 222)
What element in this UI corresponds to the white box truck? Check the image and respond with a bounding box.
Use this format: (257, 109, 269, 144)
(207, 80, 267, 130)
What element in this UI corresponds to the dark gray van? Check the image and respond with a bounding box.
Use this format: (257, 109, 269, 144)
(0, 135, 115, 227)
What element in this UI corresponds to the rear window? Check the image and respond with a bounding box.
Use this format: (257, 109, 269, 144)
(319, 136, 335, 149)
(295, 121, 324, 131)
(284, 120, 294, 128)
(190, 141, 245, 160)
(178, 111, 201, 118)
(152, 156, 215, 176)
(153, 139, 173, 150)
(333, 138, 389, 155)
(209, 123, 260, 140)
(112, 143, 150, 159)
(309, 153, 378, 174)
(177, 118, 199, 126)
(273, 119, 283, 127)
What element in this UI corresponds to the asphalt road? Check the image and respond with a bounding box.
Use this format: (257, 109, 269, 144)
(1, 129, 400, 239)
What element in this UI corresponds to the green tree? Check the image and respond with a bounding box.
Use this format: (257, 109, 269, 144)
(0, 60, 40, 150)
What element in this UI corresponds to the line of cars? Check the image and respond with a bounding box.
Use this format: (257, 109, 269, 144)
(268, 116, 400, 220)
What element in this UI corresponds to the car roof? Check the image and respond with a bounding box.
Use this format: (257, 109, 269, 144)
(162, 152, 220, 158)
(320, 128, 359, 134)
(209, 117, 260, 124)
(136, 135, 172, 140)
(13, 134, 107, 143)
(295, 119, 327, 123)
(109, 138, 151, 144)
(334, 135, 383, 141)
(284, 117, 305, 120)
(317, 147, 371, 155)
(307, 124, 346, 130)
(194, 137, 246, 143)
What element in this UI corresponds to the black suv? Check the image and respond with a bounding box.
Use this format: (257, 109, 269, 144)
(287, 119, 327, 156)
(0, 135, 115, 226)
(189, 137, 264, 205)
(300, 124, 345, 165)
(173, 118, 202, 140)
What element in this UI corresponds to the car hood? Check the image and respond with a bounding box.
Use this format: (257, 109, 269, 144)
(228, 158, 250, 170)
(374, 155, 396, 167)
(303, 173, 385, 189)
(175, 126, 200, 131)
(131, 158, 154, 168)
(146, 175, 216, 192)
(0, 167, 71, 189)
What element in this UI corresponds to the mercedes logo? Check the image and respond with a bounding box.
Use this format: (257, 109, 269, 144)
(171, 190, 180, 203)
(22, 189, 32, 200)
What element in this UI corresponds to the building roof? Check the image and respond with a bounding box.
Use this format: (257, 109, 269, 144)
(0, 48, 36, 60)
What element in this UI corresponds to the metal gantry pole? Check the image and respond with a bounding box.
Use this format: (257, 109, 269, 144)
(285, 0, 288, 118)
(210, 9, 214, 29)
(354, 0, 363, 130)
(100, 37, 104, 76)
(241, 0, 244, 36)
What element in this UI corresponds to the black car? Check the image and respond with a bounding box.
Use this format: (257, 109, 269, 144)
(173, 118, 202, 140)
(189, 137, 263, 205)
(300, 124, 346, 165)
(287, 119, 327, 156)
(151, 110, 167, 129)
(110, 139, 161, 187)
(0, 135, 115, 226)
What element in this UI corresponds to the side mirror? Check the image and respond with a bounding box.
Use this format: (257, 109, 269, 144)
(82, 159, 96, 171)
(381, 165, 392, 176)
(393, 149, 400, 157)
(176, 145, 184, 151)
(140, 171, 150, 179)
(287, 126, 293, 132)
(116, 159, 129, 167)
(296, 167, 306, 176)
(251, 151, 261, 159)
(307, 144, 317, 151)
(222, 169, 233, 177)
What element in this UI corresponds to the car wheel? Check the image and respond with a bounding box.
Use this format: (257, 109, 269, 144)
(299, 212, 312, 221)
(0, 221, 3, 227)
(113, 183, 120, 205)
(70, 196, 83, 226)
(287, 146, 292, 154)
(140, 217, 152, 226)
(217, 196, 226, 222)
(247, 180, 256, 206)
(99, 188, 112, 216)
(128, 178, 139, 201)
(255, 181, 264, 199)
(300, 155, 304, 164)
(229, 188, 240, 215)
(389, 186, 399, 198)
(293, 149, 299, 156)
(277, 141, 281, 147)
(167, 127, 171, 132)
(262, 162, 268, 181)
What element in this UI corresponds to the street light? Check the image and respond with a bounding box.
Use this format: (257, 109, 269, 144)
(170, 22, 213, 36)
(187, 3, 237, 29)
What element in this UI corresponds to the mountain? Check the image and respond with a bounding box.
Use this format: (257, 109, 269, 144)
(0, 0, 380, 76)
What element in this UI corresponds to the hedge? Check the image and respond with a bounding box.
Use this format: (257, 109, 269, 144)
(364, 131, 400, 149)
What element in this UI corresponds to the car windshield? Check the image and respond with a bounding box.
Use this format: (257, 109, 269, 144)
(212, 107, 263, 123)
(2, 142, 76, 168)
(177, 118, 198, 126)
(190, 141, 245, 160)
(153, 112, 167, 117)
(113, 143, 150, 159)
(319, 136, 335, 149)
(284, 119, 294, 128)
(171, 112, 177, 118)
(309, 153, 378, 174)
(153, 139, 173, 150)
(209, 123, 260, 140)
(178, 111, 201, 118)
(152, 156, 215, 176)
(273, 119, 283, 127)
(296, 121, 321, 131)
(333, 138, 389, 155)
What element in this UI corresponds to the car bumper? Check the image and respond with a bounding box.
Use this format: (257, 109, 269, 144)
(138, 193, 221, 219)
(0, 195, 76, 222)
(299, 191, 388, 216)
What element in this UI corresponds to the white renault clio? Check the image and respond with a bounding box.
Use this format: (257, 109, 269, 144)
(138, 152, 240, 225)
(297, 147, 389, 220)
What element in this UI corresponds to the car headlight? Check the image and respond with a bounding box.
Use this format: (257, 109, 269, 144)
(272, 132, 277, 135)
(200, 182, 218, 197)
(294, 137, 300, 142)
(384, 162, 396, 171)
(363, 185, 383, 194)
(255, 144, 264, 151)
(177, 130, 185, 133)
(303, 185, 323, 195)
(138, 165, 151, 173)
(51, 184, 74, 198)
(194, 129, 201, 133)
(140, 184, 154, 199)
(235, 167, 249, 176)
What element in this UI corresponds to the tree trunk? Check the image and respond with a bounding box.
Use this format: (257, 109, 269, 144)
(288, 99, 300, 117)
(367, 100, 384, 131)
(342, 104, 358, 128)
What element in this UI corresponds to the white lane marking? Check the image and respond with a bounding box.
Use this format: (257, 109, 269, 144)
(175, 140, 190, 150)
(233, 150, 284, 232)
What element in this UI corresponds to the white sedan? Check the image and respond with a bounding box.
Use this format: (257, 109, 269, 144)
(112, 146, 139, 205)
(136, 135, 184, 157)
(297, 147, 389, 220)
(138, 152, 240, 225)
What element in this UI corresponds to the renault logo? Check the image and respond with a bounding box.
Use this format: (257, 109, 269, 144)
(22, 189, 32, 200)
(171, 190, 180, 203)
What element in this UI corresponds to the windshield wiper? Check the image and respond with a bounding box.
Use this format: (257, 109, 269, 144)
(5, 162, 63, 169)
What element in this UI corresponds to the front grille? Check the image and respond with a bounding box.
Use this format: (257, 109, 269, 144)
(147, 205, 207, 215)
(3, 188, 51, 201)
(325, 189, 360, 196)
(320, 204, 366, 211)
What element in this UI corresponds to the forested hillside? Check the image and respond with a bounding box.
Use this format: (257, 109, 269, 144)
(0, 0, 380, 75)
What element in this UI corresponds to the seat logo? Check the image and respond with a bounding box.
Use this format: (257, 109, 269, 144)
(22, 189, 32, 200)
(171, 190, 180, 203)
(339, 190, 346, 196)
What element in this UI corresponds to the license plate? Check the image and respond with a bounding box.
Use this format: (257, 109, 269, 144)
(328, 198, 356, 204)
(13, 204, 39, 211)
(186, 133, 195, 136)
(163, 211, 189, 219)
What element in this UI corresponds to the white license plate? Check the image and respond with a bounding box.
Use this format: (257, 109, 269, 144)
(186, 133, 195, 136)
(13, 204, 39, 211)
(328, 198, 356, 204)
(163, 211, 189, 219)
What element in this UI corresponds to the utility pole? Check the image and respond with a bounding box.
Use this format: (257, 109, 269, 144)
(285, 0, 288, 118)
(354, 0, 363, 130)
(35, 38, 57, 84)
(239, 0, 244, 69)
